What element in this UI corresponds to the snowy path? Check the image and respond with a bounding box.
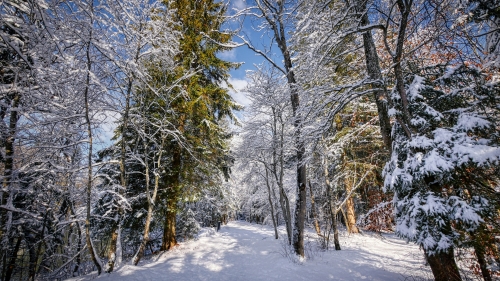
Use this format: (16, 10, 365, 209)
(70, 221, 431, 280)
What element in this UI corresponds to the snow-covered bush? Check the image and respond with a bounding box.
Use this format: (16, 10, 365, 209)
(383, 64, 500, 256)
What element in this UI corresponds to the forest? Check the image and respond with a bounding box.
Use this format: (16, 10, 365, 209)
(0, 0, 499, 280)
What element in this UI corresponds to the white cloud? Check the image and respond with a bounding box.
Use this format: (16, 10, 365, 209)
(231, 0, 246, 10)
(226, 77, 251, 108)
(219, 49, 237, 61)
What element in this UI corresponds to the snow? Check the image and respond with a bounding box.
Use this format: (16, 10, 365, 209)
(68, 221, 431, 281)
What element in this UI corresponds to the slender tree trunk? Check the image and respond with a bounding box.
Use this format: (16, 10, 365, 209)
(278, 186, 292, 244)
(308, 181, 323, 238)
(331, 209, 341, 251)
(271, 108, 292, 244)
(324, 156, 341, 250)
(291, 92, 307, 258)
(264, 168, 279, 239)
(84, 31, 102, 275)
(2, 252, 6, 281)
(133, 135, 164, 265)
(133, 199, 150, 263)
(273, 159, 292, 243)
(27, 238, 37, 281)
(133, 153, 151, 265)
(327, 195, 341, 251)
(391, 0, 413, 139)
(133, 195, 154, 265)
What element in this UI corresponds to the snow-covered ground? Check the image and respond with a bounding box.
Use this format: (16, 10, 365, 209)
(69, 221, 432, 281)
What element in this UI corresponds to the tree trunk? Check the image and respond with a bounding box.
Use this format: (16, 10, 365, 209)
(292, 160, 307, 257)
(160, 138, 182, 252)
(84, 35, 102, 275)
(324, 156, 341, 250)
(279, 187, 292, 244)
(474, 244, 492, 281)
(271, 107, 290, 242)
(106, 225, 119, 271)
(424, 249, 462, 281)
(133, 200, 154, 265)
(107, 78, 133, 272)
(359, 9, 392, 152)
(308, 181, 323, 238)
(331, 210, 341, 251)
(265, 168, 279, 239)
(1, 91, 20, 248)
(345, 197, 359, 234)
(133, 137, 164, 265)
(161, 196, 178, 251)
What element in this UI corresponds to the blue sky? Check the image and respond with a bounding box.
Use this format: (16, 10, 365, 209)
(221, 0, 285, 109)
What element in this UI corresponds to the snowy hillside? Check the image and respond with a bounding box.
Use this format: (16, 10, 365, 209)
(69, 221, 431, 281)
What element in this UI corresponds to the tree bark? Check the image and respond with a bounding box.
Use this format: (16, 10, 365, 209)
(106, 227, 118, 271)
(345, 197, 359, 234)
(161, 196, 178, 251)
(161, 148, 181, 251)
(425, 249, 462, 281)
(359, 9, 392, 152)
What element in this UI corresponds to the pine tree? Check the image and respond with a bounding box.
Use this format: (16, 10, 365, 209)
(153, 0, 241, 251)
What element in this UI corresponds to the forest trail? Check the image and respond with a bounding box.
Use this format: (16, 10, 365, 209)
(69, 221, 431, 281)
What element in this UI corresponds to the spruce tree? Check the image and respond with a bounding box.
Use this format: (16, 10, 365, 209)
(383, 65, 500, 281)
(158, 0, 240, 251)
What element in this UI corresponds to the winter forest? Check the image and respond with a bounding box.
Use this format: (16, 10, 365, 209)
(0, 0, 499, 280)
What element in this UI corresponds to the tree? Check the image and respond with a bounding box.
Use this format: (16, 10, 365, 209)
(384, 65, 500, 281)
(127, 0, 240, 253)
(238, 65, 294, 242)
(233, 0, 311, 257)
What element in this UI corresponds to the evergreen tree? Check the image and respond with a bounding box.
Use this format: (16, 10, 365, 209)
(383, 65, 500, 281)
(143, 0, 241, 251)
